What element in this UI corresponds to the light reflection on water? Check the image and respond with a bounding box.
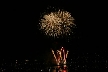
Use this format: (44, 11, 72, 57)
(50, 65, 68, 72)
(51, 69, 68, 72)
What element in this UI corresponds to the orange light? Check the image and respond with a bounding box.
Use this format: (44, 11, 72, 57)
(62, 70, 67, 72)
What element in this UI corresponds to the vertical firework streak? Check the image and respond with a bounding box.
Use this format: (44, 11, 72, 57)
(52, 47, 69, 65)
(52, 50, 57, 62)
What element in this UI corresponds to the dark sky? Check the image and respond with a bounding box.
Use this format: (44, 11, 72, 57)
(1, 1, 107, 59)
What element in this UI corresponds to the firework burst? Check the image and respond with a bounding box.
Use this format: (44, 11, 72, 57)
(39, 9, 75, 37)
(52, 47, 69, 65)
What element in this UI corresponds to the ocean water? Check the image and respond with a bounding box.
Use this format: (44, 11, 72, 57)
(1, 51, 108, 72)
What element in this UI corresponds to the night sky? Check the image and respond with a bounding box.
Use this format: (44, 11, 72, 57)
(1, 1, 107, 59)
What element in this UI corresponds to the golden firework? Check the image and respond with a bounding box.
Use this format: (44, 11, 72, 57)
(39, 9, 75, 37)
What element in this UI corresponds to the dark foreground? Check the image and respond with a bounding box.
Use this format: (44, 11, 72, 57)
(0, 52, 108, 72)
(0, 59, 108, 72)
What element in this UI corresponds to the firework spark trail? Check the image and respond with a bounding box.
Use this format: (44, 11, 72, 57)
(52, 47, 69, 65)
(66, 50, 69, 58)
(52, 50, 57, 62)
(40, 9, 75, 37)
